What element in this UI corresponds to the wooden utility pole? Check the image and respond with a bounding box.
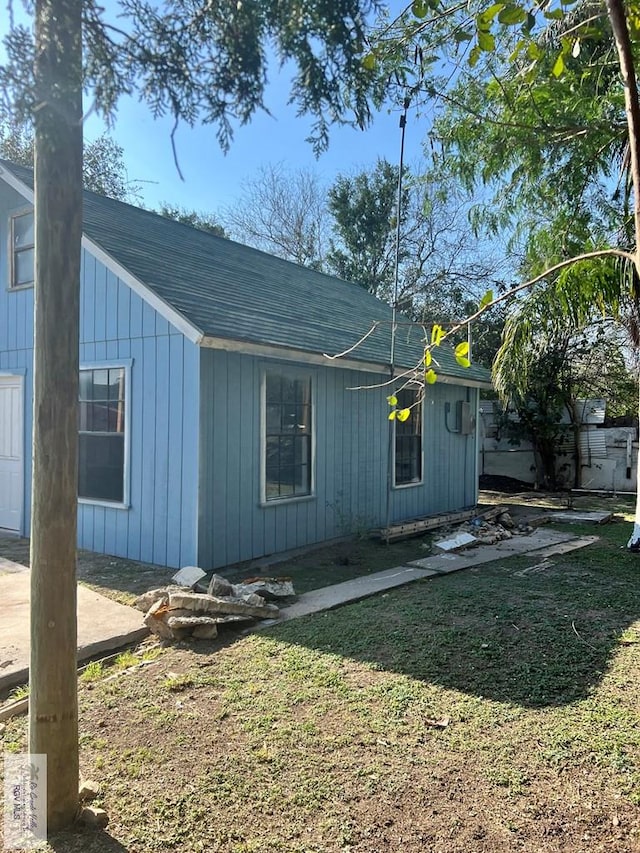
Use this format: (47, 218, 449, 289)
(29, 0, 83, 831)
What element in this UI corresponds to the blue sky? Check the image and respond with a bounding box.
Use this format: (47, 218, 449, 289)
(85, 62, 428, 213)
(2, 1, 429, 212)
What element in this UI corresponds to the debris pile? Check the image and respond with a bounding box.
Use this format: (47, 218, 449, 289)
(433, 511, 535, 552)
(134, 573, 295, 642)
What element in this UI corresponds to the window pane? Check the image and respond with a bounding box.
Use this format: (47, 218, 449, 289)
(108, 369, 125, 402)
(14, 249, 34, 285)
(395, 390, 422, 486)
(277, 468, 295, 497)
(281, 378, 297, 404)
(266, 404, 281, 433)
(78, 367, 127, 502)
(264, 372, 312, 500)
(13, 213, 33, 248)
(107, 402, 125, 433)
(91, 370, 109, 401)
(78, 433, 124, 502)
(78, 401, 90, 431)
(265, 375, 281, 403)
(79, 371, 93, 402)
(278, 436, 294, 467)
(294, 404, 311, 432)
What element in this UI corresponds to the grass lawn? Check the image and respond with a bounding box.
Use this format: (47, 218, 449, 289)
(2, 504, 640, 852)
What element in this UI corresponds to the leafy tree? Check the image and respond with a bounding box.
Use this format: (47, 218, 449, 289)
(364, 0, 640, 543)
(222, 163, 328, 267)
(327, 158, 403, 297)
(327, 158, 507, 325)
(493, 279, 637, 489)
(0, 119, 139, 201)
(1, 0, 383, 831)
(158, 203, 227, 237)
(82, 134, 140, 201)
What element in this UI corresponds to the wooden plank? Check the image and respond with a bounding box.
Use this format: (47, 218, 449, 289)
(377, 505, 507, 542)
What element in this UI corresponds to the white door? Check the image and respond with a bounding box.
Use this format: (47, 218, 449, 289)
(0, 376, 23, 532)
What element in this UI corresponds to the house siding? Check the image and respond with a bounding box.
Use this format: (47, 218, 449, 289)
(197, 348, 478, 570)
(0, 183, 199, 567)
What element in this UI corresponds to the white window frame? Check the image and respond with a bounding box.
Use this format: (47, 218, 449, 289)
(9, 208, 34, 290)
(78, 359, 132, 509)
(392, 387, 424, 489)
(260, 367, 315, 506)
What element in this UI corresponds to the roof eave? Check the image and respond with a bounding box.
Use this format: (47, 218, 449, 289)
(199, 334, 493, 388)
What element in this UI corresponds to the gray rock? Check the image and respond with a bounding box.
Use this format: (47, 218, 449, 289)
(166, 615, 219, 630)
(79, 780, 100, 802)
(168, 591, 278, 619)
(207, 573, 235, 598)
(134, 588, 169, 613)
(236, 578, 296, 600)
(78, 806, 109, 829)
(143, 599, 174, 640)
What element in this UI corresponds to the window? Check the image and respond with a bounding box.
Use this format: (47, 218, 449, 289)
(394, 388, 422, 486)
(264, 372, 312, 501)
(79, 367, 127, 503)
(11, 210, 34, 288)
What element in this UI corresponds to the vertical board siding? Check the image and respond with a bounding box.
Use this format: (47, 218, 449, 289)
(77, 260, 199, 568)
(198, 350, 481, 571)
(0, 183, 199, 566)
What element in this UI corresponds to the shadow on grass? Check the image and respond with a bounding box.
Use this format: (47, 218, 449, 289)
(49, 828, 130, 853)
(0, 535, 174, 605)
(267, 522, 640, 709)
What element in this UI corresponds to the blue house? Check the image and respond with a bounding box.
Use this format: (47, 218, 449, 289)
(0, 160, 491, 570)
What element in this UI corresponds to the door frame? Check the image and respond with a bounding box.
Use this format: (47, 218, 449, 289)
(0, 371, 25, 534)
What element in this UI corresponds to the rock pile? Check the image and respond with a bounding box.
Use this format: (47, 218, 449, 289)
(459, 510, 535, 544)
(134, 574, 295, 642)
(433, 511, 536, 552)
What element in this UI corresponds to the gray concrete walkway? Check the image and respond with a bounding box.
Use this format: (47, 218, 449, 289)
(279, 528, 598, 622)
(0, 564, 148, 693)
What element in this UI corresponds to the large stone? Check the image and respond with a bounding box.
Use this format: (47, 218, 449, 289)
(134, 588, 170, 613)
(168, 591, 278, 619)
(78, 806, 109, 829)
(207, 574, 235, 597)
(236, 578, 296, 600)
(143, 599, 174, 640)
(166, 615, 219, 631)
(79, 780, 100, 802)
(171, 565, 206, 588)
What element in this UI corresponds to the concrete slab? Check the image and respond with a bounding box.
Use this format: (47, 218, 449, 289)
(433, 532, 478, 552)
(276, 529, 601, 623)
(409, 529, 595, 574)
(548, 510, 613, 524)
(0, 556, 29, 574)
(0, 570, 148, 693)
(279, 566, 438, 621)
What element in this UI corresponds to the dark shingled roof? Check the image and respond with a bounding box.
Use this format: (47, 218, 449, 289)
(2, 160, 491, 385)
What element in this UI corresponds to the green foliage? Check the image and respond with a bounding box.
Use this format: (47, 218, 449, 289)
(0, 119, 139, 201)
(158, 204, 227, 237)
(80, 660, 105, 682)
(493, 272, 638, 488)
(1, 0, 386, 156)
(327, 158, 403, 299)
(326, 158, 505, 332)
